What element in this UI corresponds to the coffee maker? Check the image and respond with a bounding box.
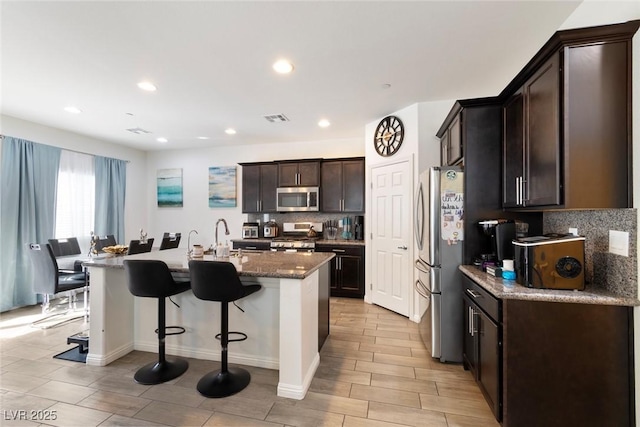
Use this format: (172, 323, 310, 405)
(478, 220, 516, 265)
(354, 216, 364, 240)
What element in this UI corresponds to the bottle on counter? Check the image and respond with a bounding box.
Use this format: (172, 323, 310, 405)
(216, 242, 224, 258)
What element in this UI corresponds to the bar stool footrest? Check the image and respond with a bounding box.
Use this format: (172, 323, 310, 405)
(154, 326, 186, 336)
(215, 331, 247, 343)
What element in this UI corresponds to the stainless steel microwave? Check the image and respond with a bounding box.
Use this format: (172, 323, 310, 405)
(276, 186, 319, 211)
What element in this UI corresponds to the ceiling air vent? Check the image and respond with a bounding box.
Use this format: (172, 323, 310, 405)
(126, 127, 151, 134)
(264, 114, 289, 123)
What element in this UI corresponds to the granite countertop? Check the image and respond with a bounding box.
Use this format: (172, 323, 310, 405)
(460, 265, 640, 307)
(83, 248, 334, 279)
(231, 238, 365, 246)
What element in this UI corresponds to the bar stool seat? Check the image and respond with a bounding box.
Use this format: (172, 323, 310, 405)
(123, 259, 191, 385)
(189, 260, 261, 398)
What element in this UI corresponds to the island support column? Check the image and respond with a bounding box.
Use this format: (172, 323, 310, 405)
(86, 267, 135, 366)
(276, 269, 321, 399)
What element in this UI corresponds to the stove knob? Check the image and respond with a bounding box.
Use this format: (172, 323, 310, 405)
(302, 242, 309, 248)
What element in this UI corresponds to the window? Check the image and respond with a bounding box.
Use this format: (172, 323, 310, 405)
(54, 151, 95, 252)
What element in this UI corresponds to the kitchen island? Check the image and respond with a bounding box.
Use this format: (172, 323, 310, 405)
(83, 249, 333, 400)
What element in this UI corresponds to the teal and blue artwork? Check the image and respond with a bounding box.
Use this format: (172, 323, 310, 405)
(157, 168, 183, 207)
(208, 166, 237, 208)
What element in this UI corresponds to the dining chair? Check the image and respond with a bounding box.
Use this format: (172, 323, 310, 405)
(94, 235, 117, 253)
(48, 237, 85, 273)
(26, 243, 89, 326)
(48, 237, 82, 257)
(160, 232, 181, 250)
(127, 238, 155, 255)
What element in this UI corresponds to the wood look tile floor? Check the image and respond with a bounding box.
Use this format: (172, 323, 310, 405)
(0, 297, 499, 427)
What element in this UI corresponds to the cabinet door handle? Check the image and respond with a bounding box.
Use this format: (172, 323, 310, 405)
(470, 306, 477, 337)
(466, 289, 481, 298)
(256, 200, 260, 211)
(521, 177, 527, 203)
(515, 177, 521, 205)
(468, 306, 473, 335)
(246, 246, 257, 250)
(332, 249, 346, 253)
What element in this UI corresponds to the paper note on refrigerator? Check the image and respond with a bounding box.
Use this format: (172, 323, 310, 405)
(441, 171, 464, 244)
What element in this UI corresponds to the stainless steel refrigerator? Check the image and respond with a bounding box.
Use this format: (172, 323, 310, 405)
(415, 166, 464, 363)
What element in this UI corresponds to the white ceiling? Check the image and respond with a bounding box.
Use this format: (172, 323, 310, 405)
(1, 1, 582, 151)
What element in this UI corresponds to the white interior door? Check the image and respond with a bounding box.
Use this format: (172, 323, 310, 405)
(370, 159, 412, 317)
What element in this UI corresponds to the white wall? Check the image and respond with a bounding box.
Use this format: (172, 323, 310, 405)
(363, 101, 453, 319)
(1, 115, 148, 245)
(145, 138, 364, 250)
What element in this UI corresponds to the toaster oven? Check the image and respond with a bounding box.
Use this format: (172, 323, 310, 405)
(242, 222, 260, 239)
(513, 235, 586, 290)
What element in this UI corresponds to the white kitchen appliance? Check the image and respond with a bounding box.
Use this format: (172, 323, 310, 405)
(415, 166, 464, 363)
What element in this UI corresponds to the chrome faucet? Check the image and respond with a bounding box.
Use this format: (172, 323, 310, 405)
(215, 218, 230, 248)
(187, 229, 198, 256)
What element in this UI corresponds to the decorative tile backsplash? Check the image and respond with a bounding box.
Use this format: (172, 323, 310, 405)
(544, 209, 637, 298)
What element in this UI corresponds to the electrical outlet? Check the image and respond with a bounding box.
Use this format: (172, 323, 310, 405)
(569, 227, 578, 236)
(609, 230, 629, 257)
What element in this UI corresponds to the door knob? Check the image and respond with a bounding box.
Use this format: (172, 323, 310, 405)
(398, 245, 408, 250)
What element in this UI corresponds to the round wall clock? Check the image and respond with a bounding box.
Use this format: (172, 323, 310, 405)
(374, 115, 404, 157)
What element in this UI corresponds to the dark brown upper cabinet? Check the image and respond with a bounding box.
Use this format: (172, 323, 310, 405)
(321, 158, 365, 213)
(501, 20, 638, 209)
(440, 113, 462, 166)
(278, 161, 320, 187)
(240, 162, 278, 213)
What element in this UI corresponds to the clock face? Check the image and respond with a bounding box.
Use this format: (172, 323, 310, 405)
(374, 115, 404, 156)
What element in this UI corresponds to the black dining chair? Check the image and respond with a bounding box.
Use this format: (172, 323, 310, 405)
(123, 259, 191, 384)
(159, 232, 181, 250)
(48, 237, 82, 257)
(127, 238, 155, 255)
(188, 260, 262, 398)
(26, 243, 89, 325)
(94, 235, 117, 253)
(48, 237, 85, 273)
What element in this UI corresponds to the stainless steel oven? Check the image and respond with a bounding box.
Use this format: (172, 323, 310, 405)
(269, 222, 323, 252)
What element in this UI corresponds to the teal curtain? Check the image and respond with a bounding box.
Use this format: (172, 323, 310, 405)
(0, 137, 61, 312)
(94, 156, 126, 244)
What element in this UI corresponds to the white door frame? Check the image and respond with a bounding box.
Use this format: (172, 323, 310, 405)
(365, 155, 415, 320)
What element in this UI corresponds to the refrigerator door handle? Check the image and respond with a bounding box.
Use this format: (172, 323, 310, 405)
(414, 182, 425, 251)
(415, 259, 428, 273)
(415, 279, 431, 299)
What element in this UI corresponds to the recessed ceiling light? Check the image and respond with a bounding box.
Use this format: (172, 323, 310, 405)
(197, 136, 209, 140)
(137, 81, 157, 91)
(225, 128, 237, 135)
(273, 60, 294, 74)
(318, 119, 330, 128)
(64, 106, 82, 114)
(157, 137, 168, 143)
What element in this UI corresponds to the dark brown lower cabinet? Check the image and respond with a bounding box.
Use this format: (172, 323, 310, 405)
(231, 241, 271, 251)
(463, 275, 634, 426)
(316, 244, 364, 298)
(503, 299, 633, 427)
(463, 277, 502, 421)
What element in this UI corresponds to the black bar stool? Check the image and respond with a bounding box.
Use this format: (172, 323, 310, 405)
(123, 259, 191, 385)
(188, 260, 262, 398)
